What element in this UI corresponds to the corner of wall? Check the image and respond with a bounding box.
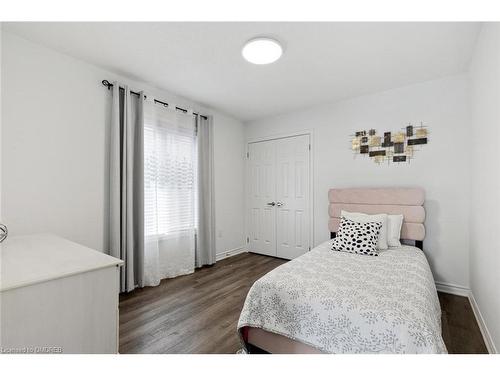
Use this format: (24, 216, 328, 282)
(0, 22, 3, 222)
(467, 22, 500, 354)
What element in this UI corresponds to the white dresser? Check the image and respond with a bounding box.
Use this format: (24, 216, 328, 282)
(0, 234, 123, 354)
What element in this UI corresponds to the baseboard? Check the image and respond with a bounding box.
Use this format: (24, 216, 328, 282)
(468, 291, 498, 354)
(435, 281, 470, 297)
(216, 246, 247, 261)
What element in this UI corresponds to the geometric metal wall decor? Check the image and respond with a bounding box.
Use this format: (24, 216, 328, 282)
(350, 122, 429, 164)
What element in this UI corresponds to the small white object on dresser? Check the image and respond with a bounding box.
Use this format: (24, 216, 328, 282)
(0, 234, 123, 354)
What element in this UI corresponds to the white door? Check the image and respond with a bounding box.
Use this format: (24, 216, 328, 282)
(275, 135, 310, 259)
(247, 135, 311, 260)
(247, 140, 277, 257)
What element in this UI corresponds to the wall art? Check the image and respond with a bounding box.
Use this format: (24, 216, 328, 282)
(350, 123, 429, 164)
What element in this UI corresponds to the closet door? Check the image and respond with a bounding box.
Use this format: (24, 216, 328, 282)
(275, 135, 310, 259)
(247, 140, 277, 257)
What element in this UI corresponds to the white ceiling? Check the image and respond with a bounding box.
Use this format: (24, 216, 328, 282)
(3, 22, 481, 122)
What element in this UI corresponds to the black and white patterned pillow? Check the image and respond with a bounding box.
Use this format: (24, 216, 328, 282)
(332, 217, 383, 256)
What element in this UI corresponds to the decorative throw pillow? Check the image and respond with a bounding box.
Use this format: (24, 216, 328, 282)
(387, 214, 404, 247)
(341, 210, 388, 250)
(332, 217, 383, 256)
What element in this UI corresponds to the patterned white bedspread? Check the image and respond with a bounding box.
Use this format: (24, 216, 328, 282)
(237, 240, 447, 353)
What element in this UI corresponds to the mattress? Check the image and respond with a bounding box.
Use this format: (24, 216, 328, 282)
(237, 240, 447, 354)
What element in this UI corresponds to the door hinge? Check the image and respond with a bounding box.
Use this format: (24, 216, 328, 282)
(246, 237, 249, 243)
(246, 151, 249, 158)
(308, 144, 311, 151)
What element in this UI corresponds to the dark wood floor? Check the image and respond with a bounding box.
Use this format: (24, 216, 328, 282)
(439, 292, 488, 353)
(119, 252, 488, 354)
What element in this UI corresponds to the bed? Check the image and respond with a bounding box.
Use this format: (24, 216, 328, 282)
(237, 187, 447, 354)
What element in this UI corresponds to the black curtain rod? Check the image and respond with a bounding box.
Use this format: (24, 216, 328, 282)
(101, 80, 208, 120)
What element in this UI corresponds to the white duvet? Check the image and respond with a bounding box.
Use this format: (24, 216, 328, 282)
(238, 240, 447, 353)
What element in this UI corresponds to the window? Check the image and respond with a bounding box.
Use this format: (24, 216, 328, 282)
(144, 104, 197, 237)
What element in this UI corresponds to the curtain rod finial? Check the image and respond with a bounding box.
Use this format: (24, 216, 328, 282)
(102, 80, 112, 90)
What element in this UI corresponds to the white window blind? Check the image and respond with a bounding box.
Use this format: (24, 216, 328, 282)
(144, 103, 197, 238)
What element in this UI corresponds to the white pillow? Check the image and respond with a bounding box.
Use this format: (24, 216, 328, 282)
(340, 210, 388, 250)
(387, 214, 404, 247)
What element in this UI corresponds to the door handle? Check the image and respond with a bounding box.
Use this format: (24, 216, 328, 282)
(276, 202, 284, 207)
(266, 202, 276, 206)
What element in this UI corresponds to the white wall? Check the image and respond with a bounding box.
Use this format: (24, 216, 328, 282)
(245, 75, 471, 289)
(469, 23, 500, 353)
(214, 112, 246, 257)
(0, 23, 3, 221)
(1, 31, 245, 256)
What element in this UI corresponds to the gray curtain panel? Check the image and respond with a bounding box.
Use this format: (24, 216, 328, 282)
(109, 83, 145, 292)
(195, 115, 216, 267)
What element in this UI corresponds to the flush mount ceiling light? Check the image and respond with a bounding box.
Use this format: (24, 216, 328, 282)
(242, 37, 283, 65)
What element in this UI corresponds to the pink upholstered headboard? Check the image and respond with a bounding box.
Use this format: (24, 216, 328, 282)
(328, 188, 426, 242)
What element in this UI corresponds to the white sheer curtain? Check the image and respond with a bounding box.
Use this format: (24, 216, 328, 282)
(143, 99, 197, 286)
